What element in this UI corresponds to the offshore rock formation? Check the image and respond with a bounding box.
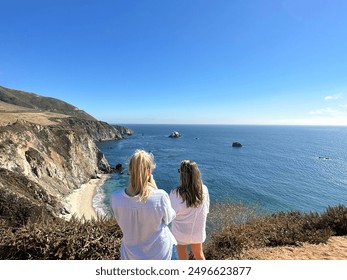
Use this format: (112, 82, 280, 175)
(169, 131, 181, 138)
(232, 141, 242, 148)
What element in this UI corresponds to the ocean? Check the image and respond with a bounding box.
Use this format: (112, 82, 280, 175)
(94, 125, 347, 217)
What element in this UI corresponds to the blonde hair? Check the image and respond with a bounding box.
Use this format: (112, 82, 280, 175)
(176, 160, 204, 207)
(127, 149, 156, 201)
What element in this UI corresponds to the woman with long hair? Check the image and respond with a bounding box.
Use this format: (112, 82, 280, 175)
(169, 160, 210, 260)
(110, 149, 177, 260)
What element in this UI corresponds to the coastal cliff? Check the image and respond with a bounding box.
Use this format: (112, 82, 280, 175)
(1, 87, 347, 261)
(0, 86, 133, 224)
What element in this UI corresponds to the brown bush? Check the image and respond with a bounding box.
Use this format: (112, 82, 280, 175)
(318, 205, 347, 236)
(1, 201, 346, 260)
(204, 205, 344, 260)
(206, 200, 261, 238)
(0, 216, 122, 260)
(0, 188, 53, 228)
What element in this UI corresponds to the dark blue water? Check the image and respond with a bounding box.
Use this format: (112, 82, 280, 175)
(94, 125, 347, 216)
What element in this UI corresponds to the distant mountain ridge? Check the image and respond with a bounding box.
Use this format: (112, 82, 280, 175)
(0, 85, 96, 121)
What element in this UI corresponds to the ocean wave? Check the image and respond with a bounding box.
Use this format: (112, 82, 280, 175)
(93, 185, 110, 217)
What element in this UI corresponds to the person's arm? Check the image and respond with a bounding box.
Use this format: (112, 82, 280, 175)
(205, 185, 210, 214)
(162, 192, 176, 224)
(169, 189, 178, 212)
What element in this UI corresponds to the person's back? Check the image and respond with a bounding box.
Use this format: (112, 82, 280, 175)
(111, 187, 176, 260)
(110, 149, 176, 260)
(169, 160, 210, 260)
(169, 184, 209, 245)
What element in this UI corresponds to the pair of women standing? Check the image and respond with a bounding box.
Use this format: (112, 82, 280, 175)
(110, 149, 210, 260)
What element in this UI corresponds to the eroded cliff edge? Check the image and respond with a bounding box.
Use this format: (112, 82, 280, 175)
(0, 86, 133, 224)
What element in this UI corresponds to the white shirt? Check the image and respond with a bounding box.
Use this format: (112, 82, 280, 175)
(110, 188, 176, 260)
(169, 184, 210, 245)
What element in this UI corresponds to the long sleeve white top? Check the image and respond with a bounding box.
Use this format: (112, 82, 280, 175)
(110, 188, 177, 260)
(169, 184, 210, 245)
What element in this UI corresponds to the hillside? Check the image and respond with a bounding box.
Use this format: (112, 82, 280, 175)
(0, 85, 132, 226)
(0, 100, 70, 126)
(0, 85, 96, 121)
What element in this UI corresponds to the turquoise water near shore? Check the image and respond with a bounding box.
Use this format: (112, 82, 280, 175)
(94, 125, 347, 216)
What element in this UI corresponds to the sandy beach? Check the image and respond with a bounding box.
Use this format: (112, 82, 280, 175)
(63, 174, 110, 220)
(61, 174, 347, 260)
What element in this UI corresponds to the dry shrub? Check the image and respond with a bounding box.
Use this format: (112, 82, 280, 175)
(204, 204, 344, 260)
(319, 205, 347, 236)
(206, 200, 262, 238)
(1, 201, 346, 260)
(0, 216, 122, 260)
(0, 188, 53, 228)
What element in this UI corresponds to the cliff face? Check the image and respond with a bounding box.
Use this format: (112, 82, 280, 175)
(0, 119, 121, 218)
(63, 118, 133, 142)
(0, 86, 133, 223)
(0, 120, 110, 196)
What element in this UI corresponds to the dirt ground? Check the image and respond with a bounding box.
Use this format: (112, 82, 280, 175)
(243, 236, 347, 260)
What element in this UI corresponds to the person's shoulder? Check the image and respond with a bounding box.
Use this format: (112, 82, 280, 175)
(148, 189, 171, 204)
(111, 188, 125, 199)
(170, 188, 177, 195)
(169, 187, 179, 194)
(202, 184, 209, 193)
(169, 187, 180, 198)
(152, 188, 169, 196)
(113, 188, 124, 194)
(169, 188, 182, 203)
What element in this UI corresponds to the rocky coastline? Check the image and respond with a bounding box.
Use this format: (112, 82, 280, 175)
(0, 86, 133, 224)
(1, 86, 347, 261)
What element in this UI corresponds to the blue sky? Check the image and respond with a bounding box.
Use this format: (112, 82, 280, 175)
(1, 0, 347, 125)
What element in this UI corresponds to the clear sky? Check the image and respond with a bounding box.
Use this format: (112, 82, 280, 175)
(1, 0, 347, 125)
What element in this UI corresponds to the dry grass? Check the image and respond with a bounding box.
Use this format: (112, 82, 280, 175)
(0, 112, 69, 126)
(204, 203, 347, 260)
(1, 200, 346, 260)
(0, 100, 70, 125)
(0, 216, 122, 260)
(206, 200, 263, 239)
(243, 236, 347, 260)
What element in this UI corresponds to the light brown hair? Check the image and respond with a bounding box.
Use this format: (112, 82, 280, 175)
(176, 160, 204, 207)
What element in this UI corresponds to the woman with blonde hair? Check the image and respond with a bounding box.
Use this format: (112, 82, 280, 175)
(169, 160, 210, 260)
(110, 149, 177, 260)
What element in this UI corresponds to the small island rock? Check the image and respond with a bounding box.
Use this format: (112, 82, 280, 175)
(232, 142, 242, 148)
(169, 131, 181, 138)
(115, 163, 124, 174)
